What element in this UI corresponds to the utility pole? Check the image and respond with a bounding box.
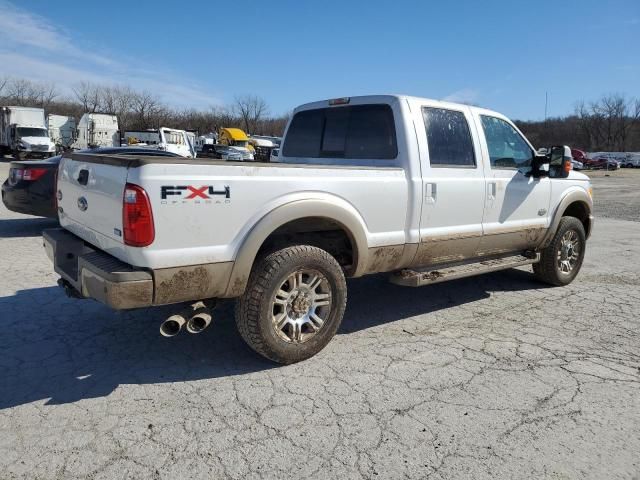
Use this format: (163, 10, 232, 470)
(544, 92, 548, 121)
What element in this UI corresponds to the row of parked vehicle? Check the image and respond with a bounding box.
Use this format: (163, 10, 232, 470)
(1, 105, 283, 163)
(570, 148, 640, 170)
(0, 106, 200, 159)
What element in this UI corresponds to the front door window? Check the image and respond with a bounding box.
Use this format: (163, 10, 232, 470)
(480, 115, 533, 170)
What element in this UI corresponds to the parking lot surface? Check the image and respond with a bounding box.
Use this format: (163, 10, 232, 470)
(1, 161, 639, 479)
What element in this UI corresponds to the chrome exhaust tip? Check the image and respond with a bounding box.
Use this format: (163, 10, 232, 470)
(185, 309, 212, 334)
(160, 314, 186, 337)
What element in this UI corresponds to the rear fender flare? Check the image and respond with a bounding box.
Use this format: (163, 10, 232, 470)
(223, 198, 370, 297)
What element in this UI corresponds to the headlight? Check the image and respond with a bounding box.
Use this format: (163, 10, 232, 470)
(18, 141, 27, 150)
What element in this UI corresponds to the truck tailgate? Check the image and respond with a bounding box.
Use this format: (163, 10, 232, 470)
(57, 154, 128, 255)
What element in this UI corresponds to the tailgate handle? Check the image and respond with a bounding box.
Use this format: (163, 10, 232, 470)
(77, 169, 89, 186)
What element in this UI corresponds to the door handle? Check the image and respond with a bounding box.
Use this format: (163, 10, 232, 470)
(77, 169, 89, 186)
(488, 182, 497, 200)
(425, 183, 437, 204)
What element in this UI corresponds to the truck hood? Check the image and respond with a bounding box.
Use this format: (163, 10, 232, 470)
(568, 171, 589, 181)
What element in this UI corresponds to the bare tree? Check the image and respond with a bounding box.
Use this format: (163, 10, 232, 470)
(1, 75, 294, 140)
(0, 76, 8, 99)
(131, 90, 163, 129)
(6, 78, 38, 105)
(73, 81, 101, 113)
(113, 85, 135, 132)
(37, 82, 58, 110)
(233, 95, 268, 133)
(575, 94, 640, 151)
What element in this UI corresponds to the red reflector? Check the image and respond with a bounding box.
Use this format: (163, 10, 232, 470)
(123, 183, 154, 247)
(328, 97, 350, 106)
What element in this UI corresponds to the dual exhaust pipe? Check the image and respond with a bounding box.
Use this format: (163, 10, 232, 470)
(160, 302, 214, 337)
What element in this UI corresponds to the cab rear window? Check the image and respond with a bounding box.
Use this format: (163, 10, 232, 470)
(282, 104, 397, 160)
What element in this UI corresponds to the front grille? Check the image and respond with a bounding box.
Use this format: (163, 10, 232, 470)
(254, 146, 272, 161)
(31, 145, 49, 151)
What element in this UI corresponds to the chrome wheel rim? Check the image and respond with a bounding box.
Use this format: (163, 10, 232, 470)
(271, 269, 332, 343)
(557, 230, 581, 275)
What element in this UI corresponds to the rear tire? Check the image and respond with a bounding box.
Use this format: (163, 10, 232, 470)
(235, 245, 347, 364)
(533, 217, 586, 286)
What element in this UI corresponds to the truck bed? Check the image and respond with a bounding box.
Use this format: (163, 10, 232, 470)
(57, 153, 411, 273)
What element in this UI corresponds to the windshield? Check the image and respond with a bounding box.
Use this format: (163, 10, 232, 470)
(17, 127, 48, 138)
(162, 130, 185, 145)
(231, 140, 248, 148)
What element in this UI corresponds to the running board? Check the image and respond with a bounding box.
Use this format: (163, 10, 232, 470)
(389, 253, 540, 287)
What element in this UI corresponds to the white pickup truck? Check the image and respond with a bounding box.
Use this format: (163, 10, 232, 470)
(44, 95, 594, 364)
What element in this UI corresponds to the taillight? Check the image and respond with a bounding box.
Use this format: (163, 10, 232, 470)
(123, 183, 154, 247)
(23, 168, 48, 180)
(9, 167, 47, 183)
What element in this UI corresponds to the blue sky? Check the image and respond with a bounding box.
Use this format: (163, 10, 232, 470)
(1, 0, 638, 120)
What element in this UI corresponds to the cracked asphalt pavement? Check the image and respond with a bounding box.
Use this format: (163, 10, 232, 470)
(1, 161, 639, 479)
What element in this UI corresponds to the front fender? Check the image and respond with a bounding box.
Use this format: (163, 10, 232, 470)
(223, 197, 370, 297)
(540, 187, 593, 247)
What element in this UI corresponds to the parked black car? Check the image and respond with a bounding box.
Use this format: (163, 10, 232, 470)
(2, 147, 180, 218)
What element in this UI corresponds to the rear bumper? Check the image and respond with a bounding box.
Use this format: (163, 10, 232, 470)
(2, 180, 58, 218)
(44, 228, 154, 309)
(43, 228, 235, 309)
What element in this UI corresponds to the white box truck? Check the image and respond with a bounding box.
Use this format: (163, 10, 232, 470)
(47, 114, 77, 153)
(0, 106, 56, 159)
(71, 113, 119, 150)
(123, 127, 195, 157)
(195, 132, 218, 152)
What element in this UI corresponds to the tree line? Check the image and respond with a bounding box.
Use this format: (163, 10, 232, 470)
(2, 76, 639, 151)
(515, 94, 640, 152)
(0, 77, 289, 137)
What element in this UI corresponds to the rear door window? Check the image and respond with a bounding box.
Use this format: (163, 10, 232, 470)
(283, 104, 397, 160)
(422, 107, 476, 167)
(281, 109, 323, 158)
(322, 108, 349, 155)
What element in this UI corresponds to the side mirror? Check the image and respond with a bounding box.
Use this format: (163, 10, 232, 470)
(527, 152, 550, 178)
(550, 145, 572, 178)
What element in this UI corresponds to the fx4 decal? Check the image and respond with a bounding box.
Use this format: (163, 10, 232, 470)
(160, 185, 231, 204)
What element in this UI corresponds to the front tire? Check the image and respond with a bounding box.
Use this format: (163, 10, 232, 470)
(235, 245, 347, 364)
(533, 217, 586, 286)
